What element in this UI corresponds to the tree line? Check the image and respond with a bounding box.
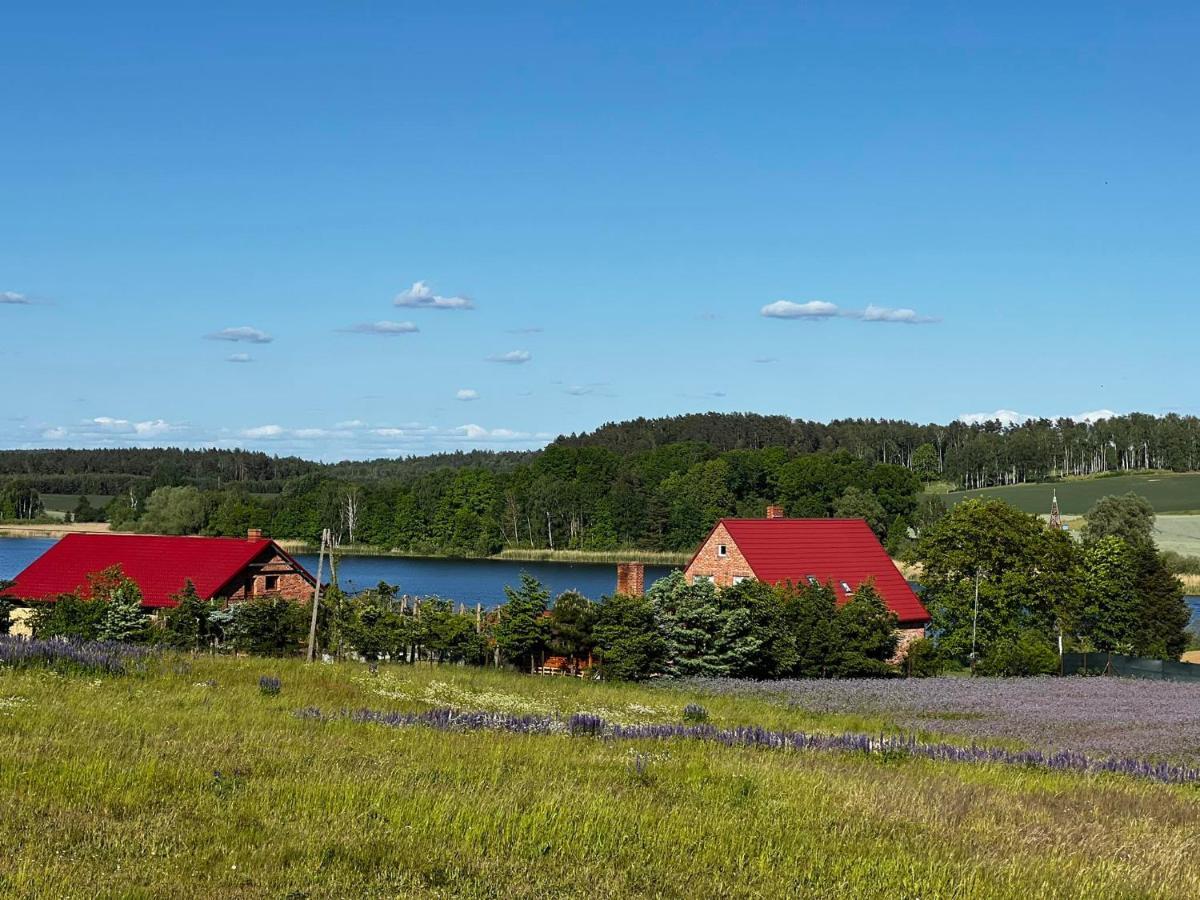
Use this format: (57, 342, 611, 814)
(91, 446, 931, 555)
(8, 411, 1200, 500)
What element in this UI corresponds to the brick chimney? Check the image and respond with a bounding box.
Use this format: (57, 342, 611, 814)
(247, 528, 264, 541)
(766, 504, 785, 519)
(616, 562, 645, 597)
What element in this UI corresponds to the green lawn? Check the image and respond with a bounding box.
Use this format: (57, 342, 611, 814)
(2, 656, 1199, 898)
(37, 496, 113, 525)
(938, 472, 1200, 515)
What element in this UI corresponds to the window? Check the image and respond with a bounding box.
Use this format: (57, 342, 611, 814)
(264, 575, 280, 592)
(841, 581, 853, 595)
(717, 544, 728, 557)
(732, 575, 751, 585)
(694, 574, 714, 584)
(806, 575, 818, 586)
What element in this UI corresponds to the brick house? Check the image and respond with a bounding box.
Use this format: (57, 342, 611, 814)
(684, 506, 930, 650)
(2, 529, 316, 615)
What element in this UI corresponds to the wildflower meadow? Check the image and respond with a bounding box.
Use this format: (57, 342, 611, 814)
(1, 652, 1199, 897)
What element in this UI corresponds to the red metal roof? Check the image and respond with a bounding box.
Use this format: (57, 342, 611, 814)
(1, 533, 313, 608)
(700, 518, 929, 625)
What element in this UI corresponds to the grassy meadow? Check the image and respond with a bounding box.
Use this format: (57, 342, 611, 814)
(938, 472, 1200, 515)
(37, 494, 114, 519)
(3, 655, 1200, 898)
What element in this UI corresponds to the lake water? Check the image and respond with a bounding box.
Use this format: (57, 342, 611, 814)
(3, 537, 1198, 625)
(0, 537, 672, 606)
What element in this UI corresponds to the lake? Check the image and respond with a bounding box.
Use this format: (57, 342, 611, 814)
(3, 537, 1199, 627)
(0, 537, 672, 606)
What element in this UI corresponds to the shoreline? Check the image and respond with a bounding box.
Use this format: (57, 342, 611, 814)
(0, 525, 686, 568)
(4, 524, 1195, 586)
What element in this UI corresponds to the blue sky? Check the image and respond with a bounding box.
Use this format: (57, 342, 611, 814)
(3, 2, 1198, 460)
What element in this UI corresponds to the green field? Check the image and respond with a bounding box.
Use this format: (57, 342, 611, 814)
(939, 472, 1200, 515)
(38, 494, 113, 518)
(3, 656, 1200, 898)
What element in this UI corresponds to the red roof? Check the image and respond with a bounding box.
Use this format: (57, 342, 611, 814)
(1, 533, 314, 608)
(694, 518, 929, 625)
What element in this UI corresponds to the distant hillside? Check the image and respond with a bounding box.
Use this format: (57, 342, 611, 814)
(0, 448, 319, 495)
(939, 472, 1200, 515)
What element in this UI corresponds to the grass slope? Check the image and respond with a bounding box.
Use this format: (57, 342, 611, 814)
(939, 472, 1200, 515)
(2, 657, 1200, 898)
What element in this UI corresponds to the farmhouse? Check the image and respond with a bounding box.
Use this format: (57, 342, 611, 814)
(684, 505, 931, 646)
(2, 529, 316, 613)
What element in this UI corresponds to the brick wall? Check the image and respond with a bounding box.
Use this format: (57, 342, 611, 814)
(227, 551, 314, 602)
(684, 523, 755, 588)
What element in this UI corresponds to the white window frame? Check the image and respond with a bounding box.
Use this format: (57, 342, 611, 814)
(693, 574, 715, 585)
(717, 543, 728, 558)
(732, 575, 750, 585)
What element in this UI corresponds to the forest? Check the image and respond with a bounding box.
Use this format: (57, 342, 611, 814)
(4, 411, 1200, 555)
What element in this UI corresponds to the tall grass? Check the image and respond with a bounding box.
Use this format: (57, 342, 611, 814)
(2, 657, 1200, 897)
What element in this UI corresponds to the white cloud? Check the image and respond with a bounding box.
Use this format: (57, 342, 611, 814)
(762, 300, 938, 324)
(339, 320, 419, 335)
(241, 424, 285, 438)
(858, 304, 940, 324)
(456, 389, 479, 401)
(394, 280, 474, 310)
(226, 353, 254, 363)
(959, 408, 1120, 427)
(133, 419, 173, 437)
(958, 409, 1028, 427)
(1075, 409, 1117, 424)
(27, 414, 554, 458)
(455, 424, 533, 441)
(507, 326, 543, 334)
(206, 326, 273, 344)
(36, 416, 185, 441)
(1, 291, 31, 305)
(753, 356, 777, 364)
(487, 350, 531, 364)
(761, 300, 840, 319)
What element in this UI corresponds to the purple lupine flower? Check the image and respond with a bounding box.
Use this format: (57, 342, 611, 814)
(297, 703, 1200, 786)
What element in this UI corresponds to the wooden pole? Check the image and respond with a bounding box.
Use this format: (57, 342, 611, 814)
(306, 528, 327, 663)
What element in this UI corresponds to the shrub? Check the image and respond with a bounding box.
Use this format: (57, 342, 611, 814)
(1161, 550, 1200, 575)
(258, 675, 282, 696)
(977, 631, 1059, 677)
(592, 593, 667, 681)
(228, 596, 308, 657)
(682, 703, 708, 723)
(161, 580, 215, 651)
(904, 638, 946, 677)
(30, 594, 107, 641)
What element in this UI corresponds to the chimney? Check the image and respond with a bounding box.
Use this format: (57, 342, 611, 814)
(247, 528, 264, 541)
(766, 504, 785, 520)
(616, 562, 645, 597)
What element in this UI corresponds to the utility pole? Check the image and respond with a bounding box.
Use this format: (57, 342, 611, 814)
(306, 528, 328, 663)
